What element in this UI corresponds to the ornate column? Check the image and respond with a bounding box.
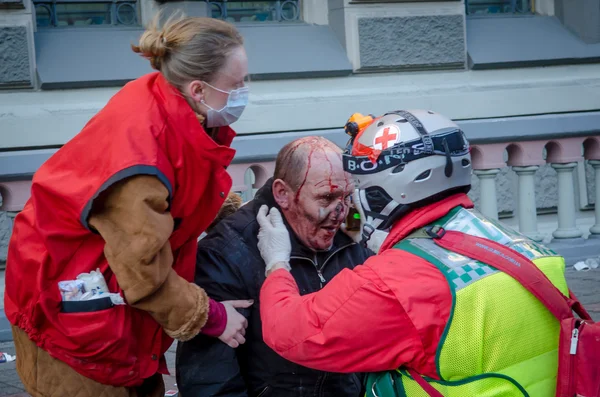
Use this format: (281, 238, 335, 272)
(473, 169, 500, 220)
(551, 162, 583, 239)
(0, 191, 14, 270)
(513, 166, 544, 241)
(588, 160, 600, 238)
(242, 167, 255, 202)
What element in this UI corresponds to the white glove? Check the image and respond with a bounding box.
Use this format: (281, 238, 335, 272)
(341, 189, 367, 244)
(256, 205, 292, 276)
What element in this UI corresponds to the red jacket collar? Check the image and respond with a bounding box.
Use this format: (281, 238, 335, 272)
(215, 126, 236, 148)
(379, 193, 474, 252)
(152, 73, 237, 167)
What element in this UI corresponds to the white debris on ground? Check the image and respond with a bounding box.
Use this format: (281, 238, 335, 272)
(0, 353, 15, 363)
(573, 257, 600, 271)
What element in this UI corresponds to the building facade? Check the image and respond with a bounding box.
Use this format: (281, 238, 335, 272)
(2, 0, 600, 265)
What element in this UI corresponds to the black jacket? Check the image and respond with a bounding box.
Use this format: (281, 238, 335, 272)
(176, 179, 374, 397)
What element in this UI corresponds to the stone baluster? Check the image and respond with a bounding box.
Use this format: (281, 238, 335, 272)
(473, 169, 500, 220)
(589, 160, 600, 238)
(242, 167, 255, 202)
(513, 166, 543, 241)
(551, 162, 583, 239)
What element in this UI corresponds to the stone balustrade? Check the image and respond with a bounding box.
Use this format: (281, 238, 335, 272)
(465, 136, 600, 263)
(2, 138, 600, 238)
(2, 113, 600, 264)
(469, 137, 600, 241)
(228, 162, 275, 203)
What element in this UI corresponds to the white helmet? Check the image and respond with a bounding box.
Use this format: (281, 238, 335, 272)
(342, 109, 472, 231)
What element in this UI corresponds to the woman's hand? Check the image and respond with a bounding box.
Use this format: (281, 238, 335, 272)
(218, 300, 253, 348)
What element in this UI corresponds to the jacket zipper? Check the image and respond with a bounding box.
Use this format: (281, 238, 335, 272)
(317, 372, 329, 397)
(289, 243, 356, 395)
(256, 386, 270, 397)
(314, 254, 326, 285)
(290, 243, 356, 288)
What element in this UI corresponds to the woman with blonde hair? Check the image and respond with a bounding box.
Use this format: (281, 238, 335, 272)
(5, 15, 251, 397)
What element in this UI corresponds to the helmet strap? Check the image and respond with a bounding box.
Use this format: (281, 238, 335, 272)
(358, 189, 390, 234)
(442, 137, 453, 178)
(361, 223, 375, 247)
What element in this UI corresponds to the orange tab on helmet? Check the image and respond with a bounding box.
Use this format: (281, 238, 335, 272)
(352, 141, 382, 163)
(348, 114, 381, 162)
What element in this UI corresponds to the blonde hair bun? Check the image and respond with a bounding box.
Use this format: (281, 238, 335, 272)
(131, 19, 168, 71)
(132, 13, 244, 87)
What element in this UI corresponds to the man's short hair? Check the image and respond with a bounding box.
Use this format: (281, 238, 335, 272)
(273, 136, 341, 191)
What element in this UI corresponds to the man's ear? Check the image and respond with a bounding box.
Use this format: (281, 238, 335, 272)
(272, 179, 292, 210)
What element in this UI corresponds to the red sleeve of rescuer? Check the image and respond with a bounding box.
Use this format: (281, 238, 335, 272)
(260, 266, 423, 373)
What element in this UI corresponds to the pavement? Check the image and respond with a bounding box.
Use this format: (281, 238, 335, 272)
(0, 267, 597, 396)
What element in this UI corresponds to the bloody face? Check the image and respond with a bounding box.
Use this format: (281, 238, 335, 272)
(284, 148, 355, 251)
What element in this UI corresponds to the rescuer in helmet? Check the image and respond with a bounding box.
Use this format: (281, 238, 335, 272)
(256, 110, 570, 397)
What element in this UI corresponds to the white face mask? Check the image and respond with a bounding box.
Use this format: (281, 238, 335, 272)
(202, 82, 249, 128)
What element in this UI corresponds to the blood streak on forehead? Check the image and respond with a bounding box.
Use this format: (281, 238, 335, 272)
(290, 138, 343, 202)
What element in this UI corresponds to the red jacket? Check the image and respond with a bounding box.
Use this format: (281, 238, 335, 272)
(260, 194, 473, 377)
(5, 72, 236, 386)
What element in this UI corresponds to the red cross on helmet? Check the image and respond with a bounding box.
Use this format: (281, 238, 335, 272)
(342, 109, 472, 231)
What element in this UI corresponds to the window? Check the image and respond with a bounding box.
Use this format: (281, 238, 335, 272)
(349, 0, 458, 2)
(34, 0, 139, 27)
(466, 0, 531, 15)
(208, 1, 300, 22)
(33, 0, 351, 89)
